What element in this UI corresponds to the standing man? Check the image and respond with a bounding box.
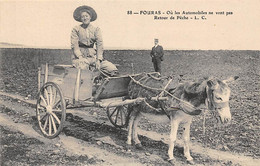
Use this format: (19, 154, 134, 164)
(150, 38, 164, 74)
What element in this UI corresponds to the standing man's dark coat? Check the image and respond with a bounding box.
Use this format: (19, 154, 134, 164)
(150, 39, 164, 74)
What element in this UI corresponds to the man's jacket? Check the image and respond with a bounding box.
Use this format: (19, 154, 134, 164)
(150, 45, 164, 61)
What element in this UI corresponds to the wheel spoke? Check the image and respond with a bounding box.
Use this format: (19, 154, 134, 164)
(40, 95, 47, 106)
(50, 115, 57, 133)
(115, 109, 120, 124)
(120, 108, 124, 126)
(49, 86, 53, 106)
(43, 114, 49, 130)
(51, 113, 61, 124)
(109, 107, 118, 119)
(52, 108, 62, 112)
(52, 88, 57, 106)
(44, 88, 50, 105)
(122, 109, 127, 122)
(40, 113, 48, 122)
(48, 116, 52, 135)
(37, 106, 46, 115)
(38, 104, 47, 110)
(121, 107, 126, 116)
(53, 100, 61, 109)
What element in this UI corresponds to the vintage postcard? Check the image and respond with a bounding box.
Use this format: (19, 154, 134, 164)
(0, 0, 259, 165)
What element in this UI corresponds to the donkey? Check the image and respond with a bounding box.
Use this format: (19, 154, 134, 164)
(127, 73, 238, 165)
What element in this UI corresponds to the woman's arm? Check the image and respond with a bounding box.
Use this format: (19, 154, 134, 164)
(94, 27, 104, 61)
(71, 27, 83, 58)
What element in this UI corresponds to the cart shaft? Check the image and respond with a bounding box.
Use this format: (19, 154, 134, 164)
(98, 96, 168, 108)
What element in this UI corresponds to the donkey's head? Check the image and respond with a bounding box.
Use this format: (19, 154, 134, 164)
(206, 76, 238, 124)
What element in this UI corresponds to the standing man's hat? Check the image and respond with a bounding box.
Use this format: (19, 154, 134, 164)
(73, 5, 97, 22)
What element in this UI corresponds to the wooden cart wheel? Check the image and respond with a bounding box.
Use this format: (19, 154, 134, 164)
(36, 82, 66, 138)
(106, 105, 131, 128)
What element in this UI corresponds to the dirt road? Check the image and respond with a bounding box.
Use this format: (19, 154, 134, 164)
(0, 92, 259, 166)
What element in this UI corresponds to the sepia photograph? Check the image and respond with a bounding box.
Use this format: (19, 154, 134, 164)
(0, 0, 259, 165)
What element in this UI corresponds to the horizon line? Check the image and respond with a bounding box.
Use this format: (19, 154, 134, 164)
(1, 46, 259, 51)
(0, 42, 259, 51)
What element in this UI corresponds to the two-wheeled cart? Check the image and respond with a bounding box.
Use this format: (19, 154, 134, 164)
(36, 64, 167, 138)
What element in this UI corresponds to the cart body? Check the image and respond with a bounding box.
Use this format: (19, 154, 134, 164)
(39, 64, 132, 102)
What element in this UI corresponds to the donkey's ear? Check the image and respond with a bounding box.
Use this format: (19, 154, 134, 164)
(207, 80, 215, 87)
(223, 76, 239, 84)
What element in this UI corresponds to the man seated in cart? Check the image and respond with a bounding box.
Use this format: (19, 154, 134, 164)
(71, 5, 118, 76)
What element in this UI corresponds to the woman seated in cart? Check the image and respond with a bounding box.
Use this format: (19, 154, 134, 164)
(71, 5, 118, 76)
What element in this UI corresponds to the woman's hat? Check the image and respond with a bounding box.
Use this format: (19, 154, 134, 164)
(73, 5, 97, 22)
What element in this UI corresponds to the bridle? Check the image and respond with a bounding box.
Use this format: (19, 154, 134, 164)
(205, 86, 229, 110)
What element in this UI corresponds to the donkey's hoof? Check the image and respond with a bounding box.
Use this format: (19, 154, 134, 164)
(135, 143, 144, 150)
(168, 158, 176, 165)
(125, 144, 132, 150)
(187, 159, 195, 165)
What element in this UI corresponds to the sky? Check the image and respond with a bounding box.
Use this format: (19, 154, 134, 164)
(0, 0, 260, 50)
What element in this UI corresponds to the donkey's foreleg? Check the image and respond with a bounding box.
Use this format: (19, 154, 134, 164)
(132, 113, 142, 146)
(126, 112, 137, 145)
(168, 118, 180, 161)
(183, 121, 193, 162)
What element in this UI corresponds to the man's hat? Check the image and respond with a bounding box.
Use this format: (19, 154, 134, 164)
(73, 5, 97, 22)
(154, 38, 159, 41)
